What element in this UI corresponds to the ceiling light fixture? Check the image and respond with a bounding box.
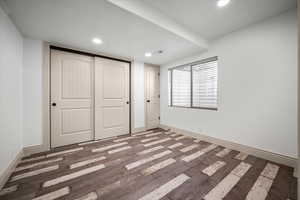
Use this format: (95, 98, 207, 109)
(217, 0, 231, 7)
(145, 50, 164, 57)
(92, 38, 103, 44)
(145, 52, 152, 57)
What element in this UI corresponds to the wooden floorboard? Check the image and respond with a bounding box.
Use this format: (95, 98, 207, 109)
(0, 128, 296, 200)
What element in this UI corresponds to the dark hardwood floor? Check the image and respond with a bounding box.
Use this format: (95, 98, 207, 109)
(0, 129, 297, 200)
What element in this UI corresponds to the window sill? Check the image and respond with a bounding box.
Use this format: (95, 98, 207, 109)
(168, 105, 218, 111)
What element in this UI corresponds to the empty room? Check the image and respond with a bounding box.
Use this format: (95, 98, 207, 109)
(0, 0, 299, 199)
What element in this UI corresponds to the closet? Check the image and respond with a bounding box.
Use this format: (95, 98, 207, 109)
(50, 49, 130, 147)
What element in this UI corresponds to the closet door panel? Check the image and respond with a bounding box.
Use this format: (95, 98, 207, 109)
(95, 57, 130, 139)
(51, 50, 94, 147)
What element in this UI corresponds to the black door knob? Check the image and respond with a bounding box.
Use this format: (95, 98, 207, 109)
(126, 101, 130, 104)
(52, 103, 56, 106)
(146, 100, 150, 103)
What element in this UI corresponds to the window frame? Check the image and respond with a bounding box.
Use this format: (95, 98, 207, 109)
(168, 56, 218, 111)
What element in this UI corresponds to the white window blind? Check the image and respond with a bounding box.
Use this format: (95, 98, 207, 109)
(192, 60, 218, 109)
(168, 57, 218, 110)
(172, 65, 191, 107)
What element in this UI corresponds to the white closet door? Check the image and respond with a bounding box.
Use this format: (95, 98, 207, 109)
(51, 50, 94, 147)
(95, 57, 130, 139)
(145, 64, 160, 129)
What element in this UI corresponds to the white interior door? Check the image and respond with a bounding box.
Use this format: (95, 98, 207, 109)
(95, 57, 130, 139)
(51, 50, 94, 147)
(145, 64, 160, 129)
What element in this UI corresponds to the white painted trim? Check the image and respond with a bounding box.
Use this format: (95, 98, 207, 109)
(159, 124, 297, 172)
(130, 60, 135, 135)
(0, 149, 23, 190)
(39, 42, 51, 154)
(23, 144, 45, 157)
(297, 0, 300, 191)
(131, 127, 147, 134)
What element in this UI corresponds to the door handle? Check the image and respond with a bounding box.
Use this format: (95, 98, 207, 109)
(146, 100, 150, 103)
(126, 101, 130, 104)
(52, 102, 56, 106)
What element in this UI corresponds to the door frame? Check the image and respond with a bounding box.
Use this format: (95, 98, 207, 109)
(25, 43, 132, 154)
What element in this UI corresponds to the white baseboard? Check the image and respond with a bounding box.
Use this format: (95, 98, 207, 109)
(0, 149, 23, 190)
(159, 124, 297, 175)
(23, 128, 150, 156)
(131, 127, 147, 134)
(23, 127, 150, 156)
(23, 144, 49, 157)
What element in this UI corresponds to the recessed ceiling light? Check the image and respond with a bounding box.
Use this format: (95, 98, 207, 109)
(92, 38, 102, 44)
(217, 0, 231, 7)
(145, 52, 152, 57)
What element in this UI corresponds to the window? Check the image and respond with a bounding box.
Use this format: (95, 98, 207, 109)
(172, 65, 191, 107)
(168, 57, 218, 110)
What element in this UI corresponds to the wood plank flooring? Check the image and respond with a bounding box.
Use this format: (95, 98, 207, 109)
(0, 129, 297, 200)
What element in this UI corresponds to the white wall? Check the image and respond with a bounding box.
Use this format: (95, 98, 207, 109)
(23, 38, 43, 147)
(160, 10, 297, 158)
(133, 61, 145, 129)
(0, 5, 23, 176)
